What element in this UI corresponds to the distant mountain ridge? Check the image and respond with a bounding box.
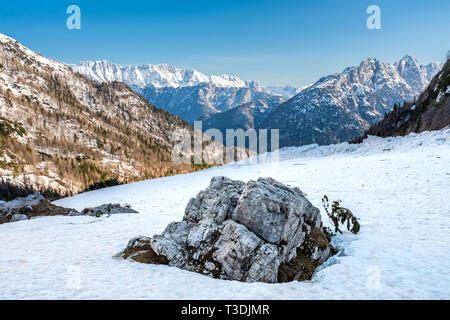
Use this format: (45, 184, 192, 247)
(261, 55, 442, 147)
(72, 60, 264, 90)
(72, 56, 442, 148)
(266, 85, 306, 98)
(72, 60, 285, 123)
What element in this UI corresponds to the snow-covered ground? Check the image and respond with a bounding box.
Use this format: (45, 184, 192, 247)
(0, 129, 449, 299)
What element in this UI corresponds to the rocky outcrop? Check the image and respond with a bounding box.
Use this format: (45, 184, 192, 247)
(0, 193, 139, 224)
(75, 203, 139, 217)
(122, 176, 334, 283)
(0, 193, 74, 224)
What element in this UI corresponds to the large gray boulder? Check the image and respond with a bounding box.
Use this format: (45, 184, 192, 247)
(122, 176, 334, 283)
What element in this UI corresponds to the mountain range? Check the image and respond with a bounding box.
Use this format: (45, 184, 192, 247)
(74, 56, 442, 147)
(0, 31, 444, 200)
(72, 61, 287, 123)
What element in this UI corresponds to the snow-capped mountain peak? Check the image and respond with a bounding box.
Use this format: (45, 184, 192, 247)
(73, 60, 207, 89)
(395, 54, 430, 91)
(71, 60, 282, 123)
(261, 55, 443, 147)
(72, 60, 266, 90)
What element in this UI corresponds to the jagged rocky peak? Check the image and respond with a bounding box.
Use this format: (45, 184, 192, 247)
(73, 60, 262, 90)
(395, 55, 429, 91)
(342, 57, 399, 87)
(352, 58, 450, 142)
(261, 55, 443, 147)
(122, 176, 334, 283)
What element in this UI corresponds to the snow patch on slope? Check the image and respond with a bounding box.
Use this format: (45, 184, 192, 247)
(0, 129, 449, 299)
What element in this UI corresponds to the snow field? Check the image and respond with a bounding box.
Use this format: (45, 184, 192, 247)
(0, 129, 449, 299)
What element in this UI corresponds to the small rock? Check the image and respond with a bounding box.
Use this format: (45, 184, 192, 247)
(10, 213, 27, 222)
(81, 204, 139, 217)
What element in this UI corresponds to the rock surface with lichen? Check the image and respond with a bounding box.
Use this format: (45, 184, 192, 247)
(122, 176, 334, 283)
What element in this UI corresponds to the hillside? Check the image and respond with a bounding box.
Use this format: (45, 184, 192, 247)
(352, 58, 450, 142)
(0, 33, 211, 199)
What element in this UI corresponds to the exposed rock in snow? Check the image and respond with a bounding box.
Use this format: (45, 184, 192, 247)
(1, 129, 448, 299)
(122, 176, 333, 283)
(0, 192, 45, 212)
(77, 203, 139, 217)
(10, 213, 27, 222)
(0, 32, 209, 198)
(0, 192, 138, 223)
(0, 193, 75, 224)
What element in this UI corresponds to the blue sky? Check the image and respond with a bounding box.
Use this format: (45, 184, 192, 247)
(0, 0, 449, 86)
